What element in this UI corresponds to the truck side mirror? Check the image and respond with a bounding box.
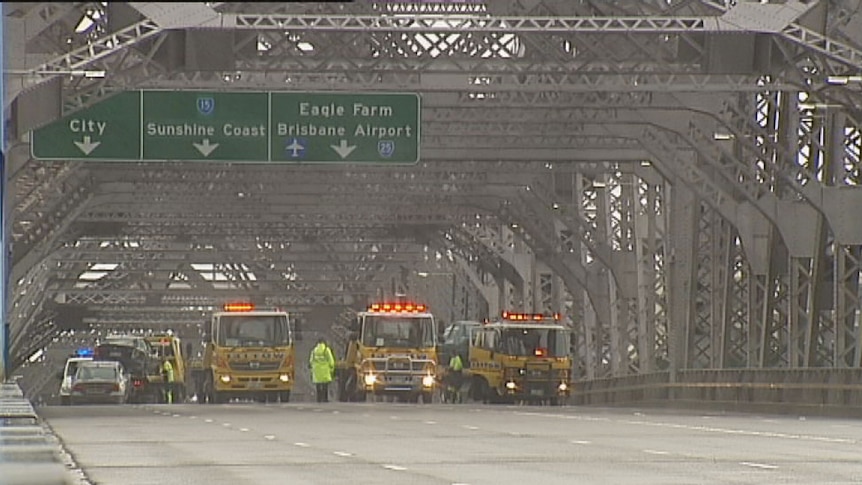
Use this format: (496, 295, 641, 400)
(185, 343, 192, 359)
(349, 317, 360, 332)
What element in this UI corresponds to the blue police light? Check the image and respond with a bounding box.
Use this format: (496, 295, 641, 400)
(75, 348, 94, 358)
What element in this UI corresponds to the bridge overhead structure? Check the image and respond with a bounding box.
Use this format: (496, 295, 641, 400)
(3, 0, 862, 385)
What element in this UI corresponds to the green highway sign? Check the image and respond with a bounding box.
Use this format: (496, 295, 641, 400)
(31, 90, 421, 164)
(143, 91, 269, 162)
(270, 93, 419, 163)
(31, 91, 141, 160)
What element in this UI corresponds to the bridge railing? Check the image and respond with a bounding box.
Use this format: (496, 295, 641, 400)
(0, 382, 76, 484)
(572, 369, 862, 416)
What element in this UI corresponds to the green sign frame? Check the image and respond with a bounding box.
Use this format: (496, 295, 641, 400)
(31, 90, 421, 164)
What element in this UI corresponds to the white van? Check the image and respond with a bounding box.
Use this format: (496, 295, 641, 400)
(58, 356, 93, 405)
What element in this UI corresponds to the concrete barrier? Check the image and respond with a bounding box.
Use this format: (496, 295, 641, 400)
(0, 383, 75, 485)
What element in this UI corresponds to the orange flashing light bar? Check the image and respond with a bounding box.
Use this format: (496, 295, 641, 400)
(368, 302, 427, 313)
(223, 302, 255, 312)
(502, 311, 561, 322)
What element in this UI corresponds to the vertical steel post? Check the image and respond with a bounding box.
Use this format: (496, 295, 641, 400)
(0, 9, 8, 381)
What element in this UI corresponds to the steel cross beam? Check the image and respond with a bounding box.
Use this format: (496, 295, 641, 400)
(227, 14, 734, 33)
(701, 0, 862, 72)
(26, 18, 161, 77)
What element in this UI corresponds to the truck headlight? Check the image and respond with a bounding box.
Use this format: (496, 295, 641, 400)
(219, 375, 231, 383)
(505, 381, 516, 390)
(558, 382, 568, 392)
(422, 375, 435, 388)
(364, 373, 377, 386)
(279, 374, 290, 382)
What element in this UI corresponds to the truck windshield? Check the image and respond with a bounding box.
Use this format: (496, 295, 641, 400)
(498, 327, 570, 357)
(149, 341, 175, 359)
(217, 315, 291, 347)
(362, 316, 435, 348)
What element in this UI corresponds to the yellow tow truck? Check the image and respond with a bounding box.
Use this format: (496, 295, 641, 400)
(467, 312, 573, 405)
(145, 334, 188, 403)
(337, 301, 439, 403)
(192, 302, 295, 404)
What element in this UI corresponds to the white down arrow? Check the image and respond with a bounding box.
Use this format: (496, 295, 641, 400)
(193, 139, 219, 157)
(74, 136, 101, 155)
(330, 139, 356, 159)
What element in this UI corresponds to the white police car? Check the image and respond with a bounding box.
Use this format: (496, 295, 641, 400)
(58, 349, 94, 405)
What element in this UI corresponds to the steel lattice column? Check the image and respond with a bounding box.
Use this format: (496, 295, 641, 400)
(690, 205, 734, 369)
(633, 174, 669, 372)
(667, 182, 697, 377)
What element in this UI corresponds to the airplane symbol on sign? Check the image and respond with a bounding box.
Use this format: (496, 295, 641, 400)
(285, 137, 307, 158)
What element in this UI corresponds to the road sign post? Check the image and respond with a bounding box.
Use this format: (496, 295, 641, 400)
(31, 90, 421, 164)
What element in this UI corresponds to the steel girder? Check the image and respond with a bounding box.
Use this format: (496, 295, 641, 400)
(54, 290, 357, 308)
(10, 1, 862, 378)
(22, 4, 838, 115)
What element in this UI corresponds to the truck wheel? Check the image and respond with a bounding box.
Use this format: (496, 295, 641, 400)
(471, 377, 491, 403)
(337, 373, 350, 402)
(279, 391, 291, 403)
(420, 392, 433, 404)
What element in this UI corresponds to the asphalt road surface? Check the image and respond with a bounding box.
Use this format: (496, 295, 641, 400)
(38, 402, 862, 485)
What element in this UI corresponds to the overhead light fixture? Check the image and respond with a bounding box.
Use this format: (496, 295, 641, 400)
(713, 133, 734, 141)
(826, 75, 862, 85)
(593, 181, 607, 188)
(799, 102, 841, 110)
(640, 161, 652, 167)
(8, 69, 106, 78)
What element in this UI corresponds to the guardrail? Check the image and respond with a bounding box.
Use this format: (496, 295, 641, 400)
(0, 382, 76, 484)
(572, 369, 862, 417)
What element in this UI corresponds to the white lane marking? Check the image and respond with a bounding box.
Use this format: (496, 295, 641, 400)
(189, 416, 197, 419)
(294, 442, 310, 447)
(172, 414, 180, 418)
(264, 435, 276, 440)
(570, 440, 592, 445)
(390, 416, 399, 420)
(333, 451, 353, 457)
(222, 423, 231, 427)
(424, 421, 437, 425)
(513, 411, 856, 444)
(643, 449, 670, 455)
(240, 428, 249, 432)
(452, 483, 471, 485)
(383, 465, 407, 471)
(204, 419, 214, 423)
(462, 425, 479, 430)
(740, 462, 778, 470)
(332, 411, 340, 414)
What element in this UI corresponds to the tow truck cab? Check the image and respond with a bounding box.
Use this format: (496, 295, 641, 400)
(337, 301, 439, 403)
(467, 312, 573, 405)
